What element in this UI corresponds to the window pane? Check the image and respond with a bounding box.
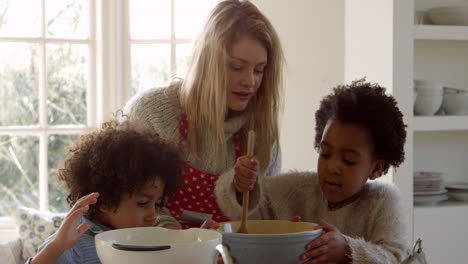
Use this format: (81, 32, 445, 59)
(47, 44, 88, 126)
(48, 134, 78, 213)
(175, 0, 217, 39)
(176, 43, 192, 78)
(131, 44, 170, 95)
(0, 0, 41, 37)
(0, 135, 39, 216)
(130, 0, 170, 39)
(45, 0, 89, 39)
(0, 43, 39, 126)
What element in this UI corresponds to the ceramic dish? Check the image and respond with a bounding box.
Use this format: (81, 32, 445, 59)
(413, 194, 447, 205)
(447, 191, 468, 201)
(445, 181, 468, 191)
(95, 227, 231, 264)
(218, 220, 323, 264)
(414, 171, 443, 179)
(414, 180, 445, 192)
(414, 190, 447, 196)
(442, 89, 468, 115)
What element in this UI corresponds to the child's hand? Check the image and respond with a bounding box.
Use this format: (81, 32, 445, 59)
(300, 221, 350, 264)
(162, 224, 180, 230)
(50, 192, 99, 253)
(200, 218, 220, 229)
(233, 156, 259, 192)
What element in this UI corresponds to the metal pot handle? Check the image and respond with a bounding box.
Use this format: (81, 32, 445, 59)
(112, 243, 171, 251)
(214, 244, 233, 264)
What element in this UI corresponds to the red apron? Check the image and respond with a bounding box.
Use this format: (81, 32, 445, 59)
(166, 113, 243, 229)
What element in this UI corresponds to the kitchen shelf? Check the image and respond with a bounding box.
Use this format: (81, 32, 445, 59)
(345, 1, 468, 262)
(414, 203, 468, 263)
(414, 25, 468, 40)
(414, 116, 468, 131)
(414, 198, 468, 208)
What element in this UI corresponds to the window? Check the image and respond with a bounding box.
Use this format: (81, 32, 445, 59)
(0, 0, 95, 215)
(0, 0, 216, 216)
(127, 0, 217, 96)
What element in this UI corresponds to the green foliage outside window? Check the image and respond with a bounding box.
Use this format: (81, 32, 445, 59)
(0, 0, 87, 215)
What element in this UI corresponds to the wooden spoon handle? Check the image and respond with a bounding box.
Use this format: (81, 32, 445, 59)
(238, 128, 255, 233)
(240, 191, 249, 230)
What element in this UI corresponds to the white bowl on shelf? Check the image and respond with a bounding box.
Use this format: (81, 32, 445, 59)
(414, 190, 447, 196)
(442, 87, 468, 115)
(445, 181, 468, 201)
(414, 80, 444, 115)
(414, 93, 443, 115)
(413, 193, 448, 205)
(447, 191, 468, 201)
(445, 181, 468, 191)
(428, 6, 468, 26)
(414, 79, 443, 88)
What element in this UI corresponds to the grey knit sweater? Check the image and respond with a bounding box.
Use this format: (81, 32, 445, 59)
(215, 170, 411, 263)
(123, 86, 281, 227)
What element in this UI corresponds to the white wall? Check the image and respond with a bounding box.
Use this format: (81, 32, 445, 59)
(252, 0, 345, 171)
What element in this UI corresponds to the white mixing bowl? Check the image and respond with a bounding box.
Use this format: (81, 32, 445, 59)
(95, 227, 231, 264)
(219, 220, 323, 264)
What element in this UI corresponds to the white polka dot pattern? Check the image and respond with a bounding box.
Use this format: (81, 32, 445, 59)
(167, 113, 243, 229)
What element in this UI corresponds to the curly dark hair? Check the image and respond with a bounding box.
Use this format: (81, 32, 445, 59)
(57, 119, 183, 218)
(314, 79, 407, 174)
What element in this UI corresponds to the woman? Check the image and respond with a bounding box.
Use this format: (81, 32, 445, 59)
(124, 0, 284, 228)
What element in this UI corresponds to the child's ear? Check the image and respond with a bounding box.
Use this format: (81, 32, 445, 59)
(98, 204, 112, 214)
(369, 159, 385, 180)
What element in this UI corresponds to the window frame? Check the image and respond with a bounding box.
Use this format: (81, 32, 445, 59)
(0, 0, 214, 219)
(0, 0, 97, 213)
(122, 0, 200, 100)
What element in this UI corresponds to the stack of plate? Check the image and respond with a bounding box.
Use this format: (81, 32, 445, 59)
(445, 181, 468, 201)
(414, 171, 447, 205)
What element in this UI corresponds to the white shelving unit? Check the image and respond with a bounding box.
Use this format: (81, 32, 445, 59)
(414, 116, 468, 131)
(345, 0, 468, 262)
(414, 203, 468, 262)
(414, 25, 468, 40)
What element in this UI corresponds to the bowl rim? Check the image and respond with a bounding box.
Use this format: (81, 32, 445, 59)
(443, 87, 468, 93)
(95, 226, 222, 245)
(218, 219, 322, 237)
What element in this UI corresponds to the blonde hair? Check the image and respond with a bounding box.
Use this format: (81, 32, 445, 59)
(176, 0, 284, 172)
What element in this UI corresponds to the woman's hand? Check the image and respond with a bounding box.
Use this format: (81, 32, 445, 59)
(50, 192, 99, 252)
(300, 221, 350, 264)
(162, 224, 180, 230)
(233, 156, 259, 192)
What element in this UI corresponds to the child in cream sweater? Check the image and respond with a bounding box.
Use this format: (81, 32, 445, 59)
(215, 79, 411, 263)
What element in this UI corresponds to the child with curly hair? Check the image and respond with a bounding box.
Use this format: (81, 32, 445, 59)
(216, 79, 411, 263)
(28, 119, 217, 264)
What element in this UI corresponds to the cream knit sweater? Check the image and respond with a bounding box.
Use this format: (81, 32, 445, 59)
(215, 170, 411, 263)
(123, 86, 281, 226)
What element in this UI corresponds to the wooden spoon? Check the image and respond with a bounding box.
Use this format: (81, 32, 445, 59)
(237, 121, 255, 234)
